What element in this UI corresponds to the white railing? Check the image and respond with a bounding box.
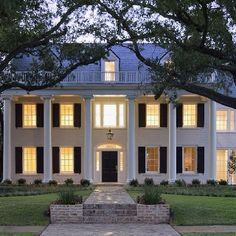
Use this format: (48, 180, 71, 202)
(62, 71, 152, 84)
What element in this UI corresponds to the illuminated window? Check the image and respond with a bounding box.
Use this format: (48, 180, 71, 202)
(104, 61, 115, 81)
(230, 111, 235, 131)
(120, 152, 124, 171)
(96, 151, 100, 171)
(146, 104, 160, 127)
(94, 103, 125, 128)
(183, 104, 196, 127)
(60, 147, 73, 173)
(103, 104, 117, 127)
(60, 104, 74, 127)
(146, 147, 159, 172)
(23, 147, 36, 173)
(23, 104, 36, 128)
(183, 147, 197, 172)
(216, 149, 228, 181)
(216, 110, 227, 131)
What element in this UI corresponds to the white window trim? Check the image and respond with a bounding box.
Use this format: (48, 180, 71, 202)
(59, 147, 74, 174)
(23, 103, 37, 129)
(22, 146, 37, 175)
(145, 103, 160, 128)
(182, 146, 197, 174)
(145, 146, 160, 174)
(93, 102, 126, 129)
(182, 104, 197, 128)
(59, 103, 74, 128)
(216, 109, 236, 132)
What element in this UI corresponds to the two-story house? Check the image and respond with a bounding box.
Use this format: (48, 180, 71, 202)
(1, 44, 236, 184)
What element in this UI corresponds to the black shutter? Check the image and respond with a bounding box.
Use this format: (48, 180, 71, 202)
(15, 147, 22, 173)
(74, 147, 81, 173)
(74, 104, 81, 128)
(160, 104, 168, 127)
(138, 104, 146, 127)
(138, 146, 146, 173)
(36, 104, 44, 127)
(177, 104, 183, 127)
(15, 104, 22, 128)
(52, 147, 60, 173)
(52, 104, 60, 127)
(37, 147, 44, 173)
(197, 103, 205, 127)
(176, 147, 183, 173)
(160, 147, 167, 173)
(197, 147, 205, 173)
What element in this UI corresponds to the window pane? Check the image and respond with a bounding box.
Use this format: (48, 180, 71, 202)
(146, 104, 160, 127)
(216, 150, 228, 181)
(184, 147, 197, 172)
(23, 104, 36, 127)
(23, 147, 36, 173)
(146, 147, 159, 172)
(95, 104, 101, 127)
(60, 147, 73, 173)
(103, 104, 117, 127)
(104, 61, 115, 81)
(183, 105, 196, 127)
(216, 110, 227, 131)
(119, 104, 125, 127)
(60, 104, 73, 127)
(230, 111, 235, 131)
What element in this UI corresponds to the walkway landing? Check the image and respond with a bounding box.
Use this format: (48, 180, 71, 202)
(84, 186, 135, 204)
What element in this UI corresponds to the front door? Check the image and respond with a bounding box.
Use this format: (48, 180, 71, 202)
(102, 151, 118, 182)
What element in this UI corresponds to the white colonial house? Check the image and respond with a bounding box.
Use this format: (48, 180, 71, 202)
(1, 44, 236, 184)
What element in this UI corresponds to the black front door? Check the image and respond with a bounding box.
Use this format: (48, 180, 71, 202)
(102, 151, 118, 182)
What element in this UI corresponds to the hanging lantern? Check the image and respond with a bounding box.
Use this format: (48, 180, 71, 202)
(106, 129, 114, 140)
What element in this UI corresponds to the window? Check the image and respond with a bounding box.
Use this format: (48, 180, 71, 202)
(60, 147, 73, 173)
(216, 149, 228, 181)
(23, 104, 36, 128)
(216, 110, 228, 131)
(104, 61, 115, 81)
(94, 103, 125, 128)
(146, 147, 159, 172)
(230, 111, 235, 131)
(183, 147, 197, 172)
(146, 104, 160, 127)
(60, 104, 74, 127)
(23, 147, 36, 173)
(183, 104, 196, 127)
(120, 151, 124, 171)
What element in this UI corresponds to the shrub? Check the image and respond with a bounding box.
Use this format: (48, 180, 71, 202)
(17, 178, 26, 185)
(160, 180, 169, 186)
(34, 179, 42, 185)
(175, 179, 186, 187)
(1, 179, 12, 185)
(64, 178, 74, 185)
(129, 179, 139, 187)
(58, 188, 82, 205)
(219, 179, 228, 185)
(48, 180, 58, 186)
(80, 179, 90, 187)
(192, 179, 201, 186)
(206, 179, 218, 186)
(137, 186, 162, 205)
(144, 178, 154, 186)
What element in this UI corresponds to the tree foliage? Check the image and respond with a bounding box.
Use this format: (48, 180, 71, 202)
(94, 0, 236, 108)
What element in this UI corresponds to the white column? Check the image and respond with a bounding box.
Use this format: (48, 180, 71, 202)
(127, 95, 136, 182)
(168, 102, 177, 182)
(2, 96, 12, 181)
(42, 96, 52, 183)
(209, 100, 216, 180)
(84, 96, 93, 182)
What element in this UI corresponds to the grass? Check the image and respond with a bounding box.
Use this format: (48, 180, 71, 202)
(0, 187, 92, 225)
(182, 233, 236, 236)
(0, 233, 35, 236)
(127, 187, 236, 225)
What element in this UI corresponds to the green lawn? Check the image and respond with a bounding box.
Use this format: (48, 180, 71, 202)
(127, 188, 236, 225)
(0, 188, 92, 225)
(0, 233, 35, 236)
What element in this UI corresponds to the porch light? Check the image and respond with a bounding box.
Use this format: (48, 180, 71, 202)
(106, 129, 114, 140)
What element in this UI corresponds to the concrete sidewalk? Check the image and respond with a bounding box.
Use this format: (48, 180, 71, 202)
(174, 225, 236, 233)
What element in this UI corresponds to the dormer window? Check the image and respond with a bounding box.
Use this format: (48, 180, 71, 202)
(104, 61, 116, 81)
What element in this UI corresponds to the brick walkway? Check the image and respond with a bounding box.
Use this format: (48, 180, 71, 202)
(41, 223, 180, 236)
(84, 186, 135, 204)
